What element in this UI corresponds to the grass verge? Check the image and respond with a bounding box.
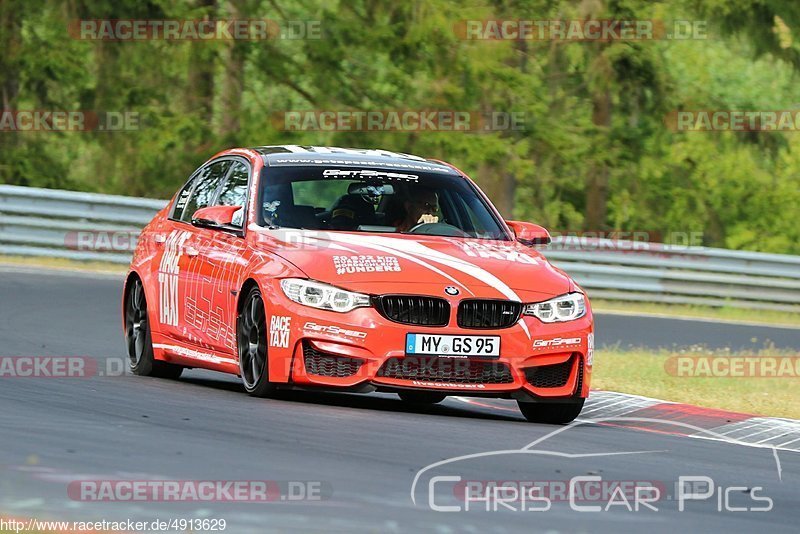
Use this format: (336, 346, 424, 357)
(594, 348, 799, 419)
(0, 255, 127, 274)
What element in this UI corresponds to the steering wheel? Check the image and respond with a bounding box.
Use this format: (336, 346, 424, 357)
(407, 222, 469, 237)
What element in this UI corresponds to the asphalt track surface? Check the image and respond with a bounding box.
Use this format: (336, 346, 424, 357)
(0, 267, 797, 533)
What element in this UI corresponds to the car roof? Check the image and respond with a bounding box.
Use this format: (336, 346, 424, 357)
(249, 145, 460, 175)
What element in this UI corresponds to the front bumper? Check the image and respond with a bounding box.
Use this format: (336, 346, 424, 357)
(266, 282, 593, 400)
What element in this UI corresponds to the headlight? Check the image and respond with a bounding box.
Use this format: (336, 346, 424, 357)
(280, 279, 371, 313)
(523, 292, 586, 323)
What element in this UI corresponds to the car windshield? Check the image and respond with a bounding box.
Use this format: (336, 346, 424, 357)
(258, 165, 510, 240)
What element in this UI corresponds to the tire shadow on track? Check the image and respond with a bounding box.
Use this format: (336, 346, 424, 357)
(174, 373, 523, 423)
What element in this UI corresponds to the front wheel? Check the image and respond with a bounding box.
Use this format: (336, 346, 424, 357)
(398, 391, 447, 404)
(124, 278, 183, 379)
(237, 287, 276, 397)
(517, 399, 584, 424)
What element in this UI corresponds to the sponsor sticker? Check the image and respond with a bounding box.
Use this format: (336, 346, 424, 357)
(533, 337, 582, 349)
(411, 380, 486, 389)
(322, 169, 419, 182)
(457, 241, 538, 264)
(333, 255, 401, 275)
(303, 322, 367, 339)
(269, 316, 291, 348)
(157, 230, 191, 327)
(271, 158, 447, 173)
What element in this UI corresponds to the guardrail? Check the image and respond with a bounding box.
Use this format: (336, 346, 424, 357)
(0, 184, 165, 264)
(544, 241, 800, 312)
(1, 185, 798, 312)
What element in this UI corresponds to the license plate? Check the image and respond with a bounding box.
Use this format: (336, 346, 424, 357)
(405, 334, 500, 358)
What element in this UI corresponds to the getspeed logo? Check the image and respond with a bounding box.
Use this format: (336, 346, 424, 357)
(533, 337, 582, 349)
(322, 169, 419, 182)
(303, 322, 367, 339)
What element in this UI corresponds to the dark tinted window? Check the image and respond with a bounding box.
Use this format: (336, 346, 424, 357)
(172, 172, 200, 219)
(217, 161, 250, 227)
(258, 166, 509, 239)
(178, 160, 232, 223)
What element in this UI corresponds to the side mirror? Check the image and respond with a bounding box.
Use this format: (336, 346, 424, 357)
(191, 205, 241, 230)
(506, 220, 551, 246)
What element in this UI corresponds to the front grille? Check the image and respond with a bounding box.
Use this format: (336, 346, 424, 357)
(374, 295, 450, 326)
(457, 300, 523, 329)
(378, 357, 513, 384)
(524, 356, 575, 388)
(303, 342, 363, 378)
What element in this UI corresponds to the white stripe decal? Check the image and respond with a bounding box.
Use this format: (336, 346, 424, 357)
(299, 235, 357, 252)
(154, 344, 238, 366)
(517, 319, 531, 340)
(267, 229, 521, 302)
(266, 229, 358, 253)
(332, 234, 521, 301)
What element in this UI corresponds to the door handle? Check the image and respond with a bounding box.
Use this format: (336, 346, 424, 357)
(184, 246, 199, 257)
(153, 234, 166, 245)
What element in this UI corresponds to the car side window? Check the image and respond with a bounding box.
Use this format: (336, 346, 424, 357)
(172, 171, 200, 220)
(217, 161, 250, 227)
(178, 160, 232, 223)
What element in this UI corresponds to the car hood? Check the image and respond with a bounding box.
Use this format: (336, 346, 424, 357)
(251, 228, 572, 301)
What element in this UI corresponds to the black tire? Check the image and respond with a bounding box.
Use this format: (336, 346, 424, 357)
(237, 286, 276, 397)
(398, 391, 447, 405)
(517, 399, 584, 424)
(125, 278, 183, 379)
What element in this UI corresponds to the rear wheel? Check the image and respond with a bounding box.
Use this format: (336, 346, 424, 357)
(517, 399, 584, 424)
(124, 278, 183, 379)
(398, 391, 447, 405)
(237, 287, 275, 397)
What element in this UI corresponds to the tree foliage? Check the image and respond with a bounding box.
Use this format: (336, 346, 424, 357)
(1, 0, 799, 253)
